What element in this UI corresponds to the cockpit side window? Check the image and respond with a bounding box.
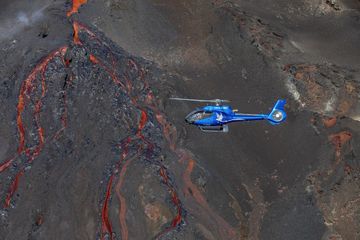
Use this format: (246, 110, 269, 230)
(188, 111, 213, 121)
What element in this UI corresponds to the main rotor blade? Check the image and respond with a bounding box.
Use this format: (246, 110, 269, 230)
(169, 97, 230, 103)
(169, 97, 214, 102)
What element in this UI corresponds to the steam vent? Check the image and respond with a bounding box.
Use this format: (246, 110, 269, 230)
(0, 0, 359, 239)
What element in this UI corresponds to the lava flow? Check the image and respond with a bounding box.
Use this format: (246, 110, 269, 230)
(85, 36, 186, 237)
(114, 149, 141, 240)
(1, 1, 235, 239)
(67, 0, 88, 17)
(72, 22, 82, 45)
(154, 166, 183, 239)
(89, 52, 184, 238)
(0, 156, 16, 173)
(81, 23, 183, 238)
(4, 170, 24, 208)
(17, 46, 68, 158)
(0, 46, 69, 208)
(101, 175, 114, 240)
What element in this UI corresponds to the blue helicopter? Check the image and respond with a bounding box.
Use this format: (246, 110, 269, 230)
(170, 98, 287, 132)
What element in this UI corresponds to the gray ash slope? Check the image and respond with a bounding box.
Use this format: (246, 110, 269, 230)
(0, 0, 360, 240)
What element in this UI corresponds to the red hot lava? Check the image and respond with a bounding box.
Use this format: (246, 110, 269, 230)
(101, 175, 114, 240)
(0, 46, 68, 208)
(67, 0, 88, 17)
(17, 47, 68, 157)
(159, 167, 183, 228)
(4, 170, 24, 208)
(0, 1, 238, 238)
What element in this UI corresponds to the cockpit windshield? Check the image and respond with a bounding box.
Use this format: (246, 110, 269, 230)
(186, 111, 213, 123)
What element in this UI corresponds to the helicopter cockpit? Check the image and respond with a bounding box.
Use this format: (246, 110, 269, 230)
(185, 110, 213, 123)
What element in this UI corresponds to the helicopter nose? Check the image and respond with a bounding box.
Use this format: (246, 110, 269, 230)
(185, 113, 195, 124)
(185, 116, 192, 124)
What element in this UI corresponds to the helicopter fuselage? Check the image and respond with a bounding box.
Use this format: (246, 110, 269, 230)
(184, 99, 286, 132)
(186, 105, 266, 125)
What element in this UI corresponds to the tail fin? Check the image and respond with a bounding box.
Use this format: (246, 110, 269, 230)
(267, 99, 287, 125)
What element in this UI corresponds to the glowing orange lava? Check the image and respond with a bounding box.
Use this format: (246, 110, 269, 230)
(0, 157, 16, 173)
(112, 110, 149, 240)
(72, 22, 82, 45)
(153, 165, 183, 239)
(111, 137, 132, 240)
(67, 0, 88, 17)
(0, 46, 68, 207)
(4, 170, 24, 208)
(89, 54, 125, 90)
(16, 47, 67, 160)
(136, 110, 148, 136)
(89, 54, 99, 64)
(159, 167, 182, 227)
(101, 176, 114, 240)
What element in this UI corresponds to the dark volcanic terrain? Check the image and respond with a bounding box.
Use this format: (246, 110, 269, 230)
(0, 0, 359, 239)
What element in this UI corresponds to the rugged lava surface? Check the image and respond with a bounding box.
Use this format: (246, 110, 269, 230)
(0, 0, 359, 239)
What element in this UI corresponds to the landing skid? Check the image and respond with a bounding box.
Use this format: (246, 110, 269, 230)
(198, 125, 229, 133)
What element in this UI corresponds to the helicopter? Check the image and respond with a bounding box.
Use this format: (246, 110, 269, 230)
(169, 97, 287, 132)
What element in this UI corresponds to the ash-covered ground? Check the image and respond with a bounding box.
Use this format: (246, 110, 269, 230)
(0, 0, 359, 240)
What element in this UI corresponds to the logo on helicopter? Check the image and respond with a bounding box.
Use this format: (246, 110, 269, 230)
(216, 113, 223, 122)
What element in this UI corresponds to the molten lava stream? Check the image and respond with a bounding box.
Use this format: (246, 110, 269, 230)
(16, 46, 67, 157)
(72, 21, 117, 68)
(89, 54, 126, 90)
(86, 35, 183, 238)
(0, 46, 68, 208)
(100, 137, 131, 240)
(101, 110, 148, 239)
(29, 99, 45, 163)
(127, 66, 186, 236)
(101, 175, 114, 240)
(154, 167, 183, 239)
(0, 156, 16, 173)
(111, 111, 148, 240)
(67, 0, 88, 17)
(136, 110, 147, 136)
(72, 22, 82, 45)
(4, 170, 24, 208)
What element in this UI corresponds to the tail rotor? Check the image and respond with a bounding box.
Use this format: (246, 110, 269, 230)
(267, 99, 287, 125)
